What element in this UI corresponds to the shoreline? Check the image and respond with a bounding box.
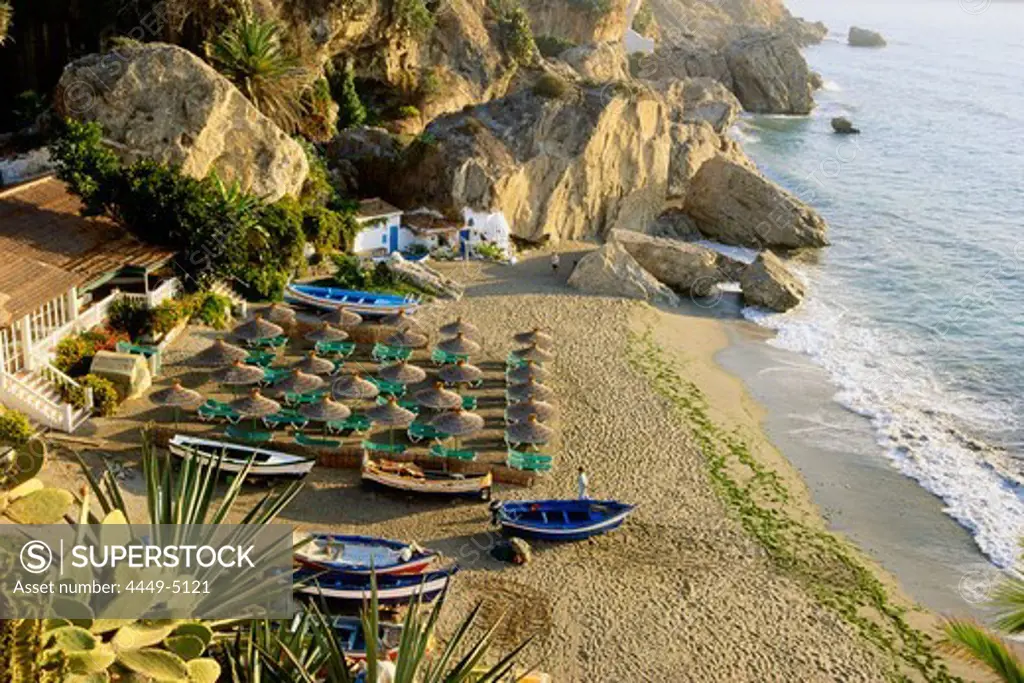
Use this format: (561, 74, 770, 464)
(63, 248, 984, 680)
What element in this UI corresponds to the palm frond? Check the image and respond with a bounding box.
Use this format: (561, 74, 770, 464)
(991, 575, 1024, 635)
(944, 620, 1024, 683)
(209, 13, 308, 132)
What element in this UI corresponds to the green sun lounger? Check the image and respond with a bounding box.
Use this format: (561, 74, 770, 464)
(369, 377, 407, 397)
(263, 409, 309, 429)
(372, 344, 412, 363)
(295, 432, 341, 449)
(362, 440, 407, 455)
(461, 396, 478, 410)
(244, 350, 276, 367)
(283, 390, 329, 406)
(225, 425, 274, 443)
(431, 349, 469, 366)
(248, 335, 289, 349)
(506, 449, 554, 472)
(116, 341, 159, 357)
(260, 368, 291, 386)
(327, 414, 371, 434)
(316, 340, 356, 357)
(197, 400, 241, 423)
(407, 422, 449, 443)
(429, 444, 477, 461)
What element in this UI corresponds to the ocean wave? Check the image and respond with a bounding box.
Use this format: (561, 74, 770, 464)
(822, 80, 843, 92)
(743, 299, 1024, 568)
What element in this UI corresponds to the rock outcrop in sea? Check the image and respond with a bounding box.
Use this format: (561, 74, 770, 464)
(55, 43, 309, 201)
(568, 240, 681, 305)
(848, 27, 887, 48)
(739, 251, 805, 311)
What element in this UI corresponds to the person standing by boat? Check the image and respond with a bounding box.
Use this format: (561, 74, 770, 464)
(551, 251, 560, 274)
(577, 467, 589, 499)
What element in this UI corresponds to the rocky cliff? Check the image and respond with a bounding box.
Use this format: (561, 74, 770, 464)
(55, 43, 309, 201)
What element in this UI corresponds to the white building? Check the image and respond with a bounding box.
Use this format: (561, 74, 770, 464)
(351, 199, 405, 257)
(0, 176, 177, 432)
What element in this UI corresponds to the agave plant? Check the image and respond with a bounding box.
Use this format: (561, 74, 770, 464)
(208, 14, 307, 133)
(226, 575, 533, 683)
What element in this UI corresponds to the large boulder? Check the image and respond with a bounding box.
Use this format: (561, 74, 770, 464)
(391, 86, 672, 243)
(521, 0, 630, 44)
(559, 42, 630, 82)
(568, 242, 680, 305)
(668, 121, 722, 200)
(831, 117, 860, 135)
(662, 78, 742, 133)
(609, 229, 725, 297)
(739, 251, 805, 311)
(56, 43, 308, 201)
(724, 32, 815, 115)
(848, 27, 886, 48)
(685, 155, 829, 249)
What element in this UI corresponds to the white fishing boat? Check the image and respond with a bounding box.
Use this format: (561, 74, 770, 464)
(361, 456, 492, 501)
(169, 435, 316, 478)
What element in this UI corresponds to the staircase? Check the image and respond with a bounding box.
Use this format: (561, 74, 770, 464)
(0, 369, 91, 433)
(211, 280, 248, 317)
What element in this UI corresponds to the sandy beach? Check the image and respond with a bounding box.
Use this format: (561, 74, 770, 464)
(49, 249, 978, 682)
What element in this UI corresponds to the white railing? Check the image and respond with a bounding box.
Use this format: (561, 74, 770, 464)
(77, 290, 122, 333)
(0, 372, 69, 431)
(147, 278, 180, 307)
(36, 361, 94, 413)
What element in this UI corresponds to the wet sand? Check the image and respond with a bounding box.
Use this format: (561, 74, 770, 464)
(56, 248, 983, 681)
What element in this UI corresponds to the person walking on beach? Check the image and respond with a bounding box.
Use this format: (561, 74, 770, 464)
(577, 466, 589, 499)
(551, 251, 560, 274)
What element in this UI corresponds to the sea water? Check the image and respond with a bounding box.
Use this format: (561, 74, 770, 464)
(740, 0, 1024, 568)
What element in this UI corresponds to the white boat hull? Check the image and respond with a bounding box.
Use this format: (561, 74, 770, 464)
(169, 436, 316, 478)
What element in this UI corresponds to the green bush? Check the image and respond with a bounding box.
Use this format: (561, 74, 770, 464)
(148, 300, 186, 337)
(62, 374, 120, 416)
(499, 7, 536, 66)
(535, 35, 577, 58)
(533, 73, 569, 99)
(191, 292, 233, 329)
(54, 335, 94, 375)
(475, 242, 505, 261)
(334, 59, 367, 130)
(107, 298, 150, 340)
(396, 105, 421, 120)
(333, 253, 370, 289)
(631, 1, 656, 36)
(391, 0, 435, 39)
(300, 77, 338, 142)
(0, 410, 34, 447)
(302, 205, 343, 255)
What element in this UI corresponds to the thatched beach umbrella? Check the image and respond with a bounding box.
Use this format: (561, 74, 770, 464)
(149, 380, 203, 427)
(506, 361, 550, 386)
(299, 397, 352, 435)
(294, 352, 336, 376)
(513, 328, 554, 349)
(380, 310, 424, 331)
(506, 378, 555, 404)
(265, 303, 297, 326)
(506, 414, 554, 447)
(438, 361, 483, 391)
(366, 396, 416, 448)
(191, 339, 249, 368)
(437, 333, 481, 357)
(511, 344, 555, 364)
(230, 389, 282, 431)
(306, 323, 349, 344)
(439, 317, 480, 339)
(273, 370, 326, 396)
(213, 361, 265, 395)
(332, 373, 381, 403)
(378, 361, 427, 386)
(414, 382, 462, 411)
(506, 398, 558, 424)
(431, 408, 485, 451)
(234, 315, 284, 343)
(386, 329, 429, 349)
(322, 307, 363, 329)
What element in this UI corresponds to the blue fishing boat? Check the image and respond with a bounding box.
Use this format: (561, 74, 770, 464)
(493, 500, 636, 541)
(293, 533, 438, 575)
(286, 284, 420, 316)
(294, 565, 457, 604)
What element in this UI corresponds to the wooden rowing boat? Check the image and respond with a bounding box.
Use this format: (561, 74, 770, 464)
(330, 616, 403, 661)
(361, 456, 492, 501)
(168, 435, 316, 478)
(493, 499, 636, 541)
(285, 284, 420, 316)
(293, 533, 437, 575)
(294, 566, 457, 603)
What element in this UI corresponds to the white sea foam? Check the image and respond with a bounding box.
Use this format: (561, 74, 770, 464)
(822, 80, 843, 92)
(743, 298, 1024, 568)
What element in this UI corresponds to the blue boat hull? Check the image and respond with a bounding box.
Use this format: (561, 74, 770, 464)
(286, 284, 419, 316)
(496, 499, 635, 541)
